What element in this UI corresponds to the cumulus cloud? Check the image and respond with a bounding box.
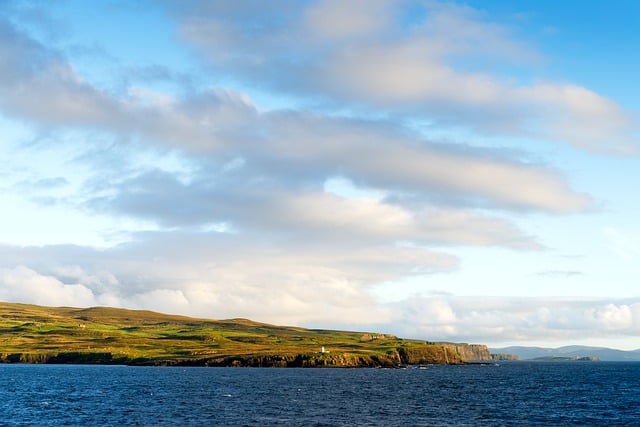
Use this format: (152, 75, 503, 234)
(4, 257, 639, 347)
(387, 296, 640, 345)
(0, 265, 98, 307)
(0, 242, 406, 325)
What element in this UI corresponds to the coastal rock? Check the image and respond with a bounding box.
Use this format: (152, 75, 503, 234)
(398, 344, 464, 365)
(438, 343, 492, 362)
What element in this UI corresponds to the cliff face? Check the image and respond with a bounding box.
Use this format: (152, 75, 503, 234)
(438, 343, 492, 362)
(176, 345, 466, 367)
(168, 342, 492, 367)
(160, 352, 403, 368)
(397, 344, 464, 365)
(1, 343, 495, 367)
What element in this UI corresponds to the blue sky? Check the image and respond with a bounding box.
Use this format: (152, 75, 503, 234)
(1, 0, 639, 350)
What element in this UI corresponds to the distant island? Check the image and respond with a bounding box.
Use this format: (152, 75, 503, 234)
(531, 356, 601, 362)
(0, 301, 509, 367)
(491, 345, 640, 362)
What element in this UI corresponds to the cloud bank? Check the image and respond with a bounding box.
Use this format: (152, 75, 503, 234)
(0, 1, 638, 347)
(2, 257, 640, 347)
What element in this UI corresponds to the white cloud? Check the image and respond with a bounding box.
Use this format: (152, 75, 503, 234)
(0, 15, 591, 219)
(172, 1, 640, 153)
(518, 84, 637, 153)
(386, 296, 640, 345)
(0, 235, 446, 326)
(320, 39, 502, 104)
(0, 265, 98, 307)
(2, 247, 640, 349)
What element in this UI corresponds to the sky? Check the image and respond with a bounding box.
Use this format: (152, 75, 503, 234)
(1, 0, 639, 350)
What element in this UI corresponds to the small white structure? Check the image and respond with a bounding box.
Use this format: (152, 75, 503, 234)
(321, 346, 328, 353)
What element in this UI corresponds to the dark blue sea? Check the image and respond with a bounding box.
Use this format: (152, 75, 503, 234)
(0, 362, 638, 426)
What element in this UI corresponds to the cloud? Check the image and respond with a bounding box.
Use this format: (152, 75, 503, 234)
(0, 17, 587, 257)
(0, 17, 258, 152)
(85, 164, 558, 251)
(387, 296, 640, 345)
(304, 0, 392, 41)
(0, 1, 627, 349)
(0, 19, 119, 127)
(0, 14, 591, 218)
(0, 241, 424, 325)
(517, 84, 637, 154)
(172, 0, 639, 153)
(0, 12, 586, 309)
(3, 256, 639, 347)
(83, 107, 591, 219)
(0, 265, 98, 307)
(0, 9, 593, 333)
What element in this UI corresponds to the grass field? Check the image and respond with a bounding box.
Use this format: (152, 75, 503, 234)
(0, 301, 472, 366)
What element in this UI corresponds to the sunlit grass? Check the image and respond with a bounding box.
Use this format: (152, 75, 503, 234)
(0, 301, 466, 366)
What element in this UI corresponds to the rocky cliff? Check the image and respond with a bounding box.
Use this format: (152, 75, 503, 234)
(437, 343, 492, 361)
(1, 342, 495, 367)
(169, 342, 483, 367)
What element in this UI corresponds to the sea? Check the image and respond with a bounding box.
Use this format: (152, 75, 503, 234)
(0, 362, 638, 426)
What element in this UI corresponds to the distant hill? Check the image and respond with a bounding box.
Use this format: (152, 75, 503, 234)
(0, 301, 490, 367)
(490, 345, 640, 362)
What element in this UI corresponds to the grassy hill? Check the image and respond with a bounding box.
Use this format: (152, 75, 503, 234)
(0, 301, 481, 367)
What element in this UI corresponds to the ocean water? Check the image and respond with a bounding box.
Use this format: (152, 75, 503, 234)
(0, 362, 638, 426)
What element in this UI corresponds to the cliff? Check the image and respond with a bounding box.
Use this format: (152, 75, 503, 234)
(1, 343, 483, 367)
(143, 342, 488, 367)
(438, 343, 492, 361)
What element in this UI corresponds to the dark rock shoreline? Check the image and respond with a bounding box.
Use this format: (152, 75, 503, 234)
(1, 342, 515, 367)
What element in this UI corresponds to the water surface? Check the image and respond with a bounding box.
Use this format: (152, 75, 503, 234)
(1, 362, 638, 426)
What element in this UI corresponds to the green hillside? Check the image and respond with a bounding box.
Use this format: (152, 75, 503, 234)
(0, 301, 482, 367)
